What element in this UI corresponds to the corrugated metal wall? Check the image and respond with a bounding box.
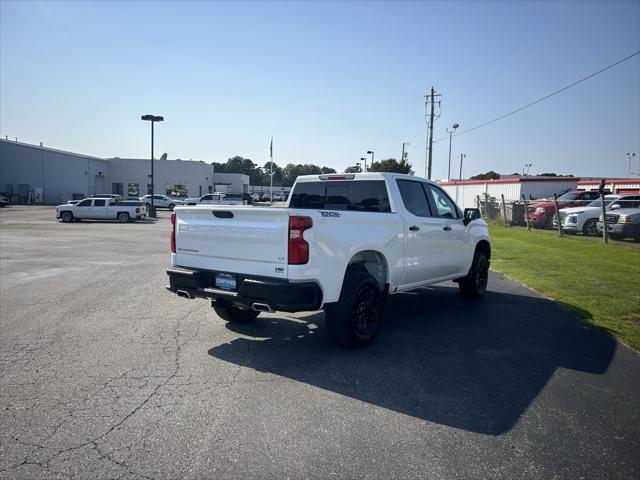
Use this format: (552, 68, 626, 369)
(441, 179, 580, 208)
(520, 180, 577, 200)
(441, 183, 490, 209)
(487, 182, 522, 202)
(577, 181, 640, 192)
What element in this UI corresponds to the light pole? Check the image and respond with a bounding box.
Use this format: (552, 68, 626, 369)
(366, 150, 374, 172)
(356, 162, 361, 172)
(360, 157, 366, 173)
(455, 153, 466, 205)
(627, 153, 637, 177)
(522, 163, 532, 175)
(447, 123, 459, 181)
(401, 142, 409, 165)
(141, 114, 164, 217)
(458, 153, 466, 181)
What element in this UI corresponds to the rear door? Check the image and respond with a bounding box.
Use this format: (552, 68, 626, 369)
(174, 206, 290, 279)
(92, 199, 108, 219)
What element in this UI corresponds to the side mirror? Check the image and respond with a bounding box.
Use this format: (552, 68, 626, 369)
(463, 208, 481, 226)
(609, 204, 620, 210)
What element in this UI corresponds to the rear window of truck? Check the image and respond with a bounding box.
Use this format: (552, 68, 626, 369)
(289, 180, 391, 212)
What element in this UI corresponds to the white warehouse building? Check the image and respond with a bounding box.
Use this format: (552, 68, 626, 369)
(439, 177, 580, 209)
(439, 177, 640, 209)
(0, 139, 249, 204)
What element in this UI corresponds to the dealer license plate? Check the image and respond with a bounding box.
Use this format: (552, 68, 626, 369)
(215, 273, 237, 291)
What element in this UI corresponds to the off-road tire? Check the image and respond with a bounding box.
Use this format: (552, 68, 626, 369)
(214, 304, 259, 323)
(61, 211, 73, 223)
(459, 250, 490, 299)
(117, 212, 130, 223)
(324, 271, 382, 348)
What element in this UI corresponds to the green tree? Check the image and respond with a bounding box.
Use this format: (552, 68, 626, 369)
(469, 170, 500, 180)
(321, 166, 337, 174)
(219, 156, 265, 185)
(344, 164, 362, 173)
(367, 158, 413, 175)
(263, 161, 284, 186)
(211, 162, 226, 173)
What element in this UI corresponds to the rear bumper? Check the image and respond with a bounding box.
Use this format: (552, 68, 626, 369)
(166, 266, 323, 312)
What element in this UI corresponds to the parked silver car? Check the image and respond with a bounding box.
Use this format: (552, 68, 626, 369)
(139, 194, 183, 210)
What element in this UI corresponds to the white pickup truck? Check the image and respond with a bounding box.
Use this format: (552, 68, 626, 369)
(56, 197, 145, 223)
(167, 173, 491, 347)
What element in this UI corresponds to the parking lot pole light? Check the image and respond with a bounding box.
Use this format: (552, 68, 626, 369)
(366, 150, 374, 172)
(446, 123, 459, 181)
(141, 114, 164, 217)
(627, 152, 636, 177)
(455, 153, 466, 205)
(359, 158, 366, 173)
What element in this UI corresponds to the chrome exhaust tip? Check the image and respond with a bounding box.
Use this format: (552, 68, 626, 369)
(176, 289, 193, 299)
(251, 302, 273, 313)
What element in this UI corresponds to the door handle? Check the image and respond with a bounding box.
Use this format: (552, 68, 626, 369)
(409, 225, 420, 231)
(443, 225, 452, 231)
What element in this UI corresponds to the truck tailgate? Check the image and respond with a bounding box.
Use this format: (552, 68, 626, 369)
(174, 205, 289, 278)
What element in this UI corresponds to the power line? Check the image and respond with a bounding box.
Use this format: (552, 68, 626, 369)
(434, 50, 640, 143)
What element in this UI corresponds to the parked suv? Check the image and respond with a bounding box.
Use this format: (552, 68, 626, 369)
(597, 208, 640, 242)
(555, 194, 640, 236)
(527, 190, 602, 229)
(140, 194, 183, 210)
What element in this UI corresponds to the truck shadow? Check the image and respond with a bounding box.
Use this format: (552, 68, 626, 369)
(207, 283, 616, 436)
(61, 218, 159, 225)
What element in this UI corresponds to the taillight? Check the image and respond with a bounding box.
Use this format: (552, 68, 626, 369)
(170, 212, 176, 253)
(288, 216, 312, 264)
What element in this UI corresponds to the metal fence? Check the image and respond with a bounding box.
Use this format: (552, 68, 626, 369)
(474, 193, 640, 244)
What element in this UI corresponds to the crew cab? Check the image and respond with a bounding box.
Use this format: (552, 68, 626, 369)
(527, 190, 602, 228)
(166, 173, 491, 348)
(56, 197, 145, 223)
(555, 194, 640, 236)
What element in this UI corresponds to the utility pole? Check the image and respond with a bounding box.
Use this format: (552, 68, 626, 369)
(458, 153, 466, 180)
(401, 143, 406, 165)
(425, 86, 441, 180)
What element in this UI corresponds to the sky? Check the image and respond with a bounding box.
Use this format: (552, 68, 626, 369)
(1, 0, 639, 180)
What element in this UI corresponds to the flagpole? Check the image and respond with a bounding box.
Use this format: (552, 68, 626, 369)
(270, 137, 273, 202)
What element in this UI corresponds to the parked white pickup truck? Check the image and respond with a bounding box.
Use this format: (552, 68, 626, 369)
(56, 197, 145, 223)
(167, 173, 491, 347)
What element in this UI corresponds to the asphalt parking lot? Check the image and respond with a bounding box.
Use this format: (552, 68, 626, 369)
(1, 205, 639, 480)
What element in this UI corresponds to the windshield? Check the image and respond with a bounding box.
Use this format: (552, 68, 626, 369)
(586, 199, 616, 208)
(557, 192, 580, 201)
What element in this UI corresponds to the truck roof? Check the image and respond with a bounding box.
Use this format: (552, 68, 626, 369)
(294, 172, 432, 184)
